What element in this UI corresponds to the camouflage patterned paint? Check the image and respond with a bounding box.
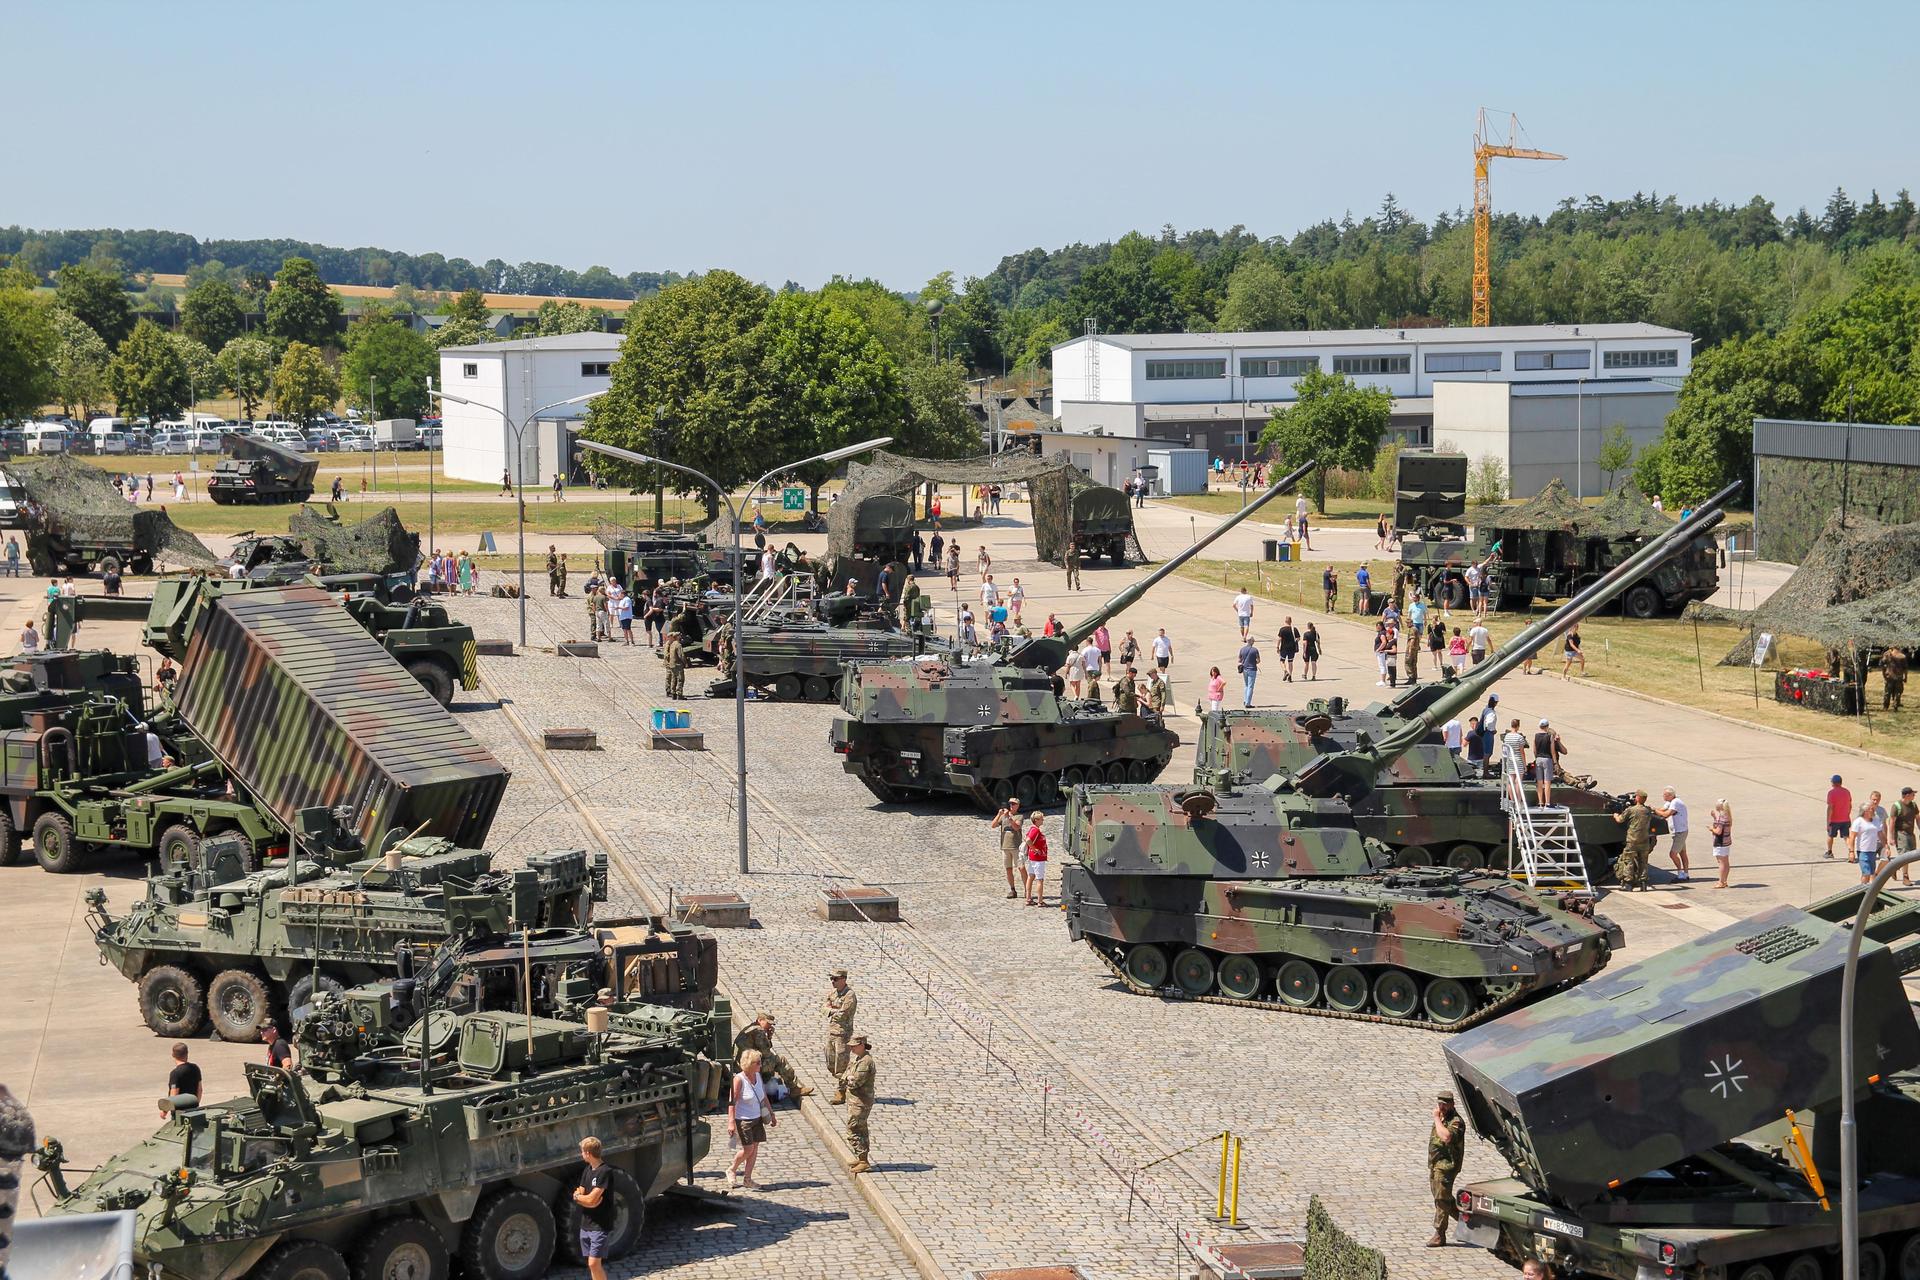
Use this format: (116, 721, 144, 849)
(206, 432, 318, 505)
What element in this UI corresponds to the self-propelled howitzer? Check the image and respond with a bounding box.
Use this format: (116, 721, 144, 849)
(828, 461, 1315, 809)
(1059, 484, 1738, 1029)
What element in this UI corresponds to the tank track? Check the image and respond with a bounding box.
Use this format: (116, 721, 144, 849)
(1083, 938, 1534, 1033)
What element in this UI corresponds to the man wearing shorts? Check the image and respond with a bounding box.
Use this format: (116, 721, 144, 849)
(1024, 814, 1049, 906)
(1825, 774, 1853, 859)
(572, 1137, 614, 1280)
(1655, 787, 1690, 883)
(1151, 627, 1173, 672)
(1531, 719, 1561, 807)
(990, 797, 1025, 900)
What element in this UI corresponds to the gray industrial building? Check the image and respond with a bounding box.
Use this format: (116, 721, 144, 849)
(1431, 379, 1680, 499)
(1753, 417, 1920, 563)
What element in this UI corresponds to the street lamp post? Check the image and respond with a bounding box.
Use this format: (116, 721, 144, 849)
(580, 434, 892, 875)
(428, 387, 607, 647)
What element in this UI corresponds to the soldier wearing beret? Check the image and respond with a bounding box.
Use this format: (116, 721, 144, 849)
(844, 1033, 876, 1173)
(824, 968, 857, 1104)
(1428, 1089, 1467, 1246)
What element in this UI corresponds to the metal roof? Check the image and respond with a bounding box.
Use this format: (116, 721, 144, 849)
(1754, 417, 1920, 466)
(1507, 378, 1682, 398)
(437, 331, 623, 356)
(1139, 397, 1435, 421)
(1056, 323, 1688, 352)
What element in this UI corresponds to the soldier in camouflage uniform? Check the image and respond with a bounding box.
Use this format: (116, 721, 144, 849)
(1065, 541, 1082, 591)
(1883, 646, 1908, 711)
(1114, 666, 1139, 714)
(714, 619, 735, 680)
(663, 630, 687, 699)
(824, 967, 857, 1103)
(1612, 788, 1655, 890)
(732, 1012, 813, 1098)
(844, 1033, 876, 1173)
(1427, 1089, 1466, 1246)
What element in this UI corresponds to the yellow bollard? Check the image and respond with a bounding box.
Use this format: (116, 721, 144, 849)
(1228, 1134, 1245, 1228)
(1213, 1130, 1230, 1221)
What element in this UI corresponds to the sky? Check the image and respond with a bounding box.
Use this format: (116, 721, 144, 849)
(7, 1, 1918, 292)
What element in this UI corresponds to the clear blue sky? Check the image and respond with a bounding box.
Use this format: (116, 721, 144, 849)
(7, 1, 1915, 291)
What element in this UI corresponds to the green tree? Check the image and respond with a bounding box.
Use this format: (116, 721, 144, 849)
(169, 333, 219, 403)
(108, 318, 191, 423)
(1217, 254, 1299, 331)
(1466, 454, 1508, 505)
(433, 288, 495, 348)
(54, 261, 134, 348)
(264, 257, 343, 349)
(898, 356, 979, 460)
(340, 314, 434, 420)
(1015, 317, 1069, 371)
(270, 341, 340, 424)
(758, 292, 906, 509)
(50, 307, 111, 422)
(180, 276, 245, 350)
(1656, 330, 1825, 503)
(528, 298, 600, 336)
(938, 276, 1005, 373)
(0, 268, 58, 421)
(1257, 367, 1391, 511)
(1596, 424, 1636, 489)
(216, 336, 274, 421)
(819, 278, 928, 366)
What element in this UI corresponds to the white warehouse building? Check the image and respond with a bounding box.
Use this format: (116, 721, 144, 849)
(1050, 322, 1692, 457)
(436, 332, 623, 487)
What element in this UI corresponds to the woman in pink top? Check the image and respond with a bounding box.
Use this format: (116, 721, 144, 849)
(1206, 666, 1225, 712)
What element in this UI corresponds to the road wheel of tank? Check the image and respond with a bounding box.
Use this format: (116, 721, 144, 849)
(1275, 960, 1321, 1007)
(1894, 1232, 1920, 1280)
(1623, 583, 1661, 620)
(1125, 760, 1150, 783)
(1216, 954, 1263, 1000)
(157, 822, 202, 872)
(207, 969, 274, 1042)
(803, 675, 834, 702)
(1393, 844, 1434, 868)
(354, 1215, 449, 1280)
(288, 971, 348, 1026)
(1859, 1241, 1889, 1280)
(1062, 766, 1087, 788)
(138, 964, 206, 1038)
(32, 811, 86, 873)
(257, 1240, 350, 1280)
(1172, 948, 1215, 996)
(1445, 844, 1486, 870)
(462, 1185, 556, 1280)
(406, 659, 456, 708)
(1014, 774, 1039, 807)
(1779, 1256, 1823, 1280)
(1372, 968, 1421, 1019)
(989, 777, 1016, 808)
(0, 808, 20, 866)
(1731, 1265, 1777, 1280)
(1422, 978, 1475, 1026)
(1037, 773, 1062, 806)
(558, 1165, 644, 1263)
(772, 674, 804, 702)
(1324, 964, 1369, 1013)
(1122, 944, 1168, 992)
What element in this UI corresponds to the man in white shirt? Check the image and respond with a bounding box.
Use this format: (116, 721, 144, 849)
(1442, 718, 1463, 756)
(1151, 628, 1173, 671)
(760, 547, 776, 579)
(1081, 639, 1104, 685)
(1295, 494, 1308, 522)
(1655, 788, 1691, 883)
(980, 576, 999, 607)
(1467, 623, 1491, 666)
(1233, 590, 1254, 640)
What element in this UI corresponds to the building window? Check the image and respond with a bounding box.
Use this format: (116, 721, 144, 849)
(1144, 359, 1226, 380)
(1330, 355, 1410, 376)
(581, 362, 611, 377)
(461, 362, 478, 378)
(1424, 352, 1502, 373)
(1240, 356, 1319, 378)
(1514, 350, 1592, 371)
(1602, 349, 1679, 370)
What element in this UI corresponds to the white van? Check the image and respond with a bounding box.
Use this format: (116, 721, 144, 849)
(87, 417, 134, 454)
(25, 424, 70, 454)
(0, 466, 20, 527)
(254, 421, 306, 448)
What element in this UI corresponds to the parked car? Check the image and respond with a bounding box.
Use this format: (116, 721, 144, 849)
(188, 430, 225, 453)
(149, 430, 191, 455)
(87, 417, 134, 454)
(24, 424, 70, 454)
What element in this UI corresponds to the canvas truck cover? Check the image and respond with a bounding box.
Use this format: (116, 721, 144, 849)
(1395, 451, 1467, 531)
(1443, 901, 1920, 1207)
(172, 584, 507, 848)
(1071, 485, 1132, 529)
(826, 494, 916, 562)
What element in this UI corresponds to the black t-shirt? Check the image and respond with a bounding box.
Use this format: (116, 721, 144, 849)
(1533, 731, 1556, 762)
(168, 1062, 202, 1099)
(1277, 626, 1299, 655)
(267, 1039, 294, 1068)
(577, 1163, 615, 1227)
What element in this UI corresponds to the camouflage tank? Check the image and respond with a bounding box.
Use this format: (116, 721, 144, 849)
(1446, 885, 1920, 1280)
(706, 577, 953, 702)
(829, 461, 1317, 809)
(33, 993, 726, 1280)
(89, 809, 608, 1042)
(1192, 694, 1628, 874)
(1059, 486, 1736, 1029)
(206, 433, 318, 505)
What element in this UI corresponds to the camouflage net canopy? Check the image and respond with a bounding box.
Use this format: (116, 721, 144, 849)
(9, 454, 218, 568)
(285, 505, 420, 574)
(1688, 511, 1920, 663)
(1304, 1195, 1388, 1280)
(824, 493, 914, 561)
(1478, 479, 1676, 539)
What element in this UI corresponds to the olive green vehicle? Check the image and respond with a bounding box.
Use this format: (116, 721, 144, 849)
(1059, 486, 1736, 1030)
(1446, 886, 1920, 1280)
(33, 993, 727, 1280)
(1070, 484, 1135, 565)
(90, 812, 606, 1042)
(705, 575, 952, 702)
(206, 434, 318, 506)
(1192, 696, 1628, 876)
(829, 461, 1315, 810)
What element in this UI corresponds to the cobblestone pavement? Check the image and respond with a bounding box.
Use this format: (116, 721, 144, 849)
(451, 590, 1513, 1280)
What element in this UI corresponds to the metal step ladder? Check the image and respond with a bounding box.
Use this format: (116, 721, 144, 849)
(1501, 740, 1592, 891)
(738, 572, 816, 623)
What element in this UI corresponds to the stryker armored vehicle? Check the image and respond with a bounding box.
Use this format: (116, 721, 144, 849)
(1059, 485, 1735, 1028)
(830, 461, 1316, 809)
(34, 996, 724, 1280)
(1447, 885, 1920, 1280)
(1396, 451, 1719, 617)
(90, 810, 609, 1041)
(206, 432, 318, 505)
(1069, 484, 1135, 565)
(1192, 696, 1628, 874)
(705, 573, 950, 702)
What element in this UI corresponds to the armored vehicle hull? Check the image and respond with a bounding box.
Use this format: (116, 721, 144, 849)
(206, 433, 317, 505)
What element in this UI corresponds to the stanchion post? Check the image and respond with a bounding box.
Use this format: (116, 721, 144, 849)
(1225, 1134, 1247, 1230)
(1211, 1129, 1230, 1222)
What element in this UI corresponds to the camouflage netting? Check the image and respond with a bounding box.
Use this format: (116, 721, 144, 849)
(1304, 1195, 1388, 1280)
(1480, 479, 1675, 538)
(286, 505, 419, 574)
(9, 454, 218, 568)
(824, 493, 915, 561)
(1687, 511, 1920, 664)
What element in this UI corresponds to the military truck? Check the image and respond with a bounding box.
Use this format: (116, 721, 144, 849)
(837, 494, 916, 565)
(1396, 451, 1719, 617)
(1447, 885, 1920, 1280)
(206, 433, 318, 505)
(35, 999, 723, 1280)
(1069, 484, 1136, 565)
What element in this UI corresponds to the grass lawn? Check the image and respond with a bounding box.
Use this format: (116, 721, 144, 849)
(1176, 557, 1920, 763)
(1158, 492, 1383, 526)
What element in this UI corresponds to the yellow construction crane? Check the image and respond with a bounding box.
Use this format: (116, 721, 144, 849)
(1472, 108, 1564, 326)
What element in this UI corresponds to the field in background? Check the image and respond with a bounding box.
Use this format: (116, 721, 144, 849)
(145, 274, 631, 314)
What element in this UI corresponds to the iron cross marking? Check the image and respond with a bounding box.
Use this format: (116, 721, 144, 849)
(1705, 1054, 1747, 1098)
(978, 703, 994, 719)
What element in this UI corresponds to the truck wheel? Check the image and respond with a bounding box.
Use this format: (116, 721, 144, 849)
(138, 964, 206, 1038)
(207, 969, 273, 1042)
(461, 1186, 555, 1280)
(288, 971, 347, 1026)
(558, 1166, 644, 1262)
(354, 1215, 449, 1280)
(256, 1240, 350, 1280)
(1623, 583, 1661, 619)
(157, 822, 202, 872)
(0, 809, 20, 866)
(32, 812, 85, 873)
(405, 660, 455, 707)
(132, 555, 153, 574)
(99, 554, 121, 577)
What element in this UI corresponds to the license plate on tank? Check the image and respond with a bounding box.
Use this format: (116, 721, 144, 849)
(1540, 1216, 1584, 1239)
(899, 751, 920, 761)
